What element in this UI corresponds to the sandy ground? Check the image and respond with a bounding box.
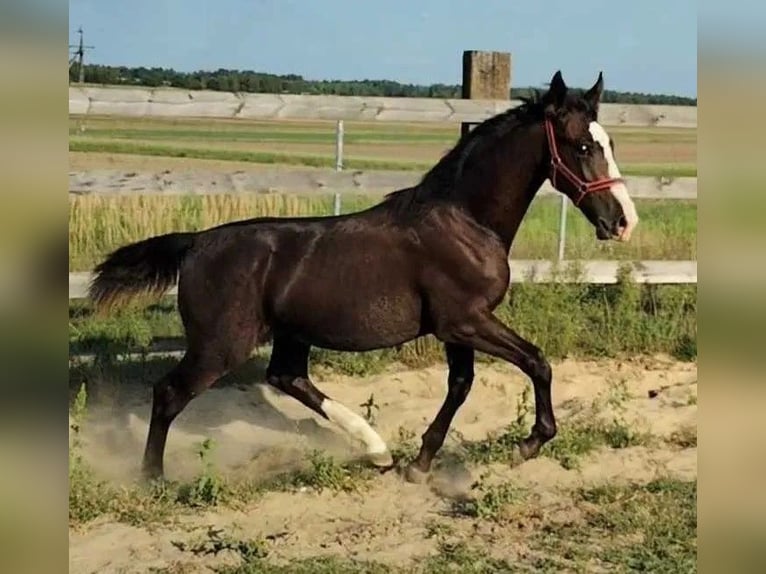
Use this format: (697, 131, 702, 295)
(69, 355, 697, 573)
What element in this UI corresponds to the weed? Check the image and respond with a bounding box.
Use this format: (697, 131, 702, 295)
(272, 450, 374, 494)
(70, 198, 696, 370)
(109, 479, 182, 527)
(458, 381, 653, 471)
(451, 472, 527, 520)
(359, 394, 380, 426)
(69, 193, 696, 272)
(461, 385, 530, 465)
(173, 526, 268, 564)
(541, 382, 653, 469)
(419, 540, 515, 574)
(148, 563, 198, 574)
(423, 519, 455, 540)
(69, 384, 114, 526)
(599, 377, 655, 450)
(526, 478, 697, 572)
(177, 438, 226, 507)
(217, 556, 393, 574)
(541, 418, 604, 470)
(69, 416, 252, 528)
(579, 478, 697, 571)
(389, 426, 420, 469)
(668, 424, 697, 449)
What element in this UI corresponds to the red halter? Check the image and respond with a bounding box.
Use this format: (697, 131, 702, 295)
(543, 118, 623, 206)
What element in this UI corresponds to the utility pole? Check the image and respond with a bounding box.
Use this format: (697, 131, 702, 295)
(69, 27, 94, 84)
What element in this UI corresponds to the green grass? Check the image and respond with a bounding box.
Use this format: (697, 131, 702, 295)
(69, 122, 697, 147)
(458, 376, 655, 472)
(70, 127, 455, 145)
(69, 116, 694, 139)
(68, 193, 696, 272)
(69, 138, 697, 177)
(261, 450, 378, 494)
(70, 354, 695, 571)
(69, 139, 433, 171)
(450, 476, 528, 520)
(68, 293, 693, 531)
(69, 382, 385, 528)
(530, 478, 697, 572)
(68, 438, 375, 529)
(69, 392, 262, 527)
(162, 531, 520, 573)
(149, 477, 696, 573)
(668, 424, 697, 449)
(69, 272, 696, 381)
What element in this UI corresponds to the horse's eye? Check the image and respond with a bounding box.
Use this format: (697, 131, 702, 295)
(578, 143, 590, 155)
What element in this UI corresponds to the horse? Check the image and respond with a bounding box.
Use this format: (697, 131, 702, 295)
(88, 70, 638, 484)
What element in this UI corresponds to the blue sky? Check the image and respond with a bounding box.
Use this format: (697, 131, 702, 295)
(69, 0, 697, 97)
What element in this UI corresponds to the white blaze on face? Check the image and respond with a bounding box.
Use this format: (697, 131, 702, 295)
(321, 399, 390, 458)
(588, 121, 639, 241)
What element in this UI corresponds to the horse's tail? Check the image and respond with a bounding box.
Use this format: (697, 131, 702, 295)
(88, 232, 197, 311)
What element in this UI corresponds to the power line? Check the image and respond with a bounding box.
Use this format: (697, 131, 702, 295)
(69, 27, 95, 84)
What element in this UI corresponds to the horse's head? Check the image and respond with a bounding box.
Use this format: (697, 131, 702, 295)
(540, 70, 638, 241)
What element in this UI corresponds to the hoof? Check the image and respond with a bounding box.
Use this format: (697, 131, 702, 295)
(507, 445, 525, 468)
(518, 437, 541, 461)
(367, 449, 394, 469)
(141, 461, 164, 482)
(141, 468, 164, 482)
(403, 464, 430, 484)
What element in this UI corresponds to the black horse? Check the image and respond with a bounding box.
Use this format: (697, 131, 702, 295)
(89, 71, 638, 483)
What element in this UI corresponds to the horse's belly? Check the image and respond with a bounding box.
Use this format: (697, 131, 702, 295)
(276, 290, 424, 352)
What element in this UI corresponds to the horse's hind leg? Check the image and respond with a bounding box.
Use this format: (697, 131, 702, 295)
(142, 341, 252, 479)
(265, 336, 393, 467)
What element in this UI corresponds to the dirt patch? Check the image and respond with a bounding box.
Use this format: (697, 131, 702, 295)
(69, 356, 697, 573)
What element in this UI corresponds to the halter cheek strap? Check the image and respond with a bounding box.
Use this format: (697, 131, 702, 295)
(543, 118, 623, 206)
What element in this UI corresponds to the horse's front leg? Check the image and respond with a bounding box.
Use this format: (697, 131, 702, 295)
(405, 343, 474, 483)
(439, 311, 556, 460)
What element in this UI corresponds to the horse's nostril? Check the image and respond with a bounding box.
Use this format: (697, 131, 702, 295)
(618, 216, 627, 228)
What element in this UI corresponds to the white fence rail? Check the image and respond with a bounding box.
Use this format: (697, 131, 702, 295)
(68, 260, 697, 300)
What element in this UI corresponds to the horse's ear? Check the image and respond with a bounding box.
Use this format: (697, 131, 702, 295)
(543, 70, 568, 114)
(584, 71, 604, 113)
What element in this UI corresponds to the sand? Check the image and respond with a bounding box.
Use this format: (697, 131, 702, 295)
(68, 355, 697, 573)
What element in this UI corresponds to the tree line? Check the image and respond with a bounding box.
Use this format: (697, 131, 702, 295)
(70, 64, 697, 106)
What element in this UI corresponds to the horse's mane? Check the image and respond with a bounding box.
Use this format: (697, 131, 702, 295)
(381, 92, 547, 217)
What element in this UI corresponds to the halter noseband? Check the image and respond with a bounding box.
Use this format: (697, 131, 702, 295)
(543, 118, 623, 206)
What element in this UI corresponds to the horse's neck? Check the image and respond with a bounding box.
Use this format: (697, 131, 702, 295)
(464, 127, 548, 251)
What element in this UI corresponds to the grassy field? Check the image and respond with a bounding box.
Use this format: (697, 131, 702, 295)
(68, 115, 697, 272)
(69, 193, 696, 272)
(68, 114, 697, 572)
(67, 115, 697, 272)
(70, 271, 696, 377)
(69, 115, 697, 176)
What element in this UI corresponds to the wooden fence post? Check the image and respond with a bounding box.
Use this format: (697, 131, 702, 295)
(461, 50, 511, 137)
